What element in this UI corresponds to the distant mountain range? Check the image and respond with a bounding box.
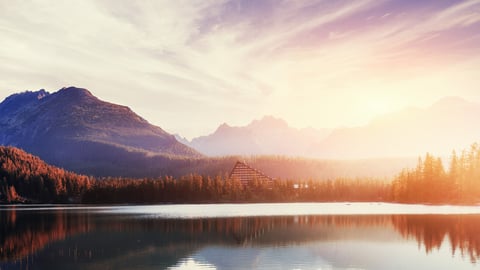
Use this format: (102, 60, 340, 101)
(183, 97, 480, 159)
(309, 96, 480, 159)
(1, 86, 478, 178)
(0, 87, 201, 175)
(183, 116, 331, 156)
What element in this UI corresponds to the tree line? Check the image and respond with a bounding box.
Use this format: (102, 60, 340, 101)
(0, 146, 389, 204)
(1, 144, 480, 204)
(81, 175, 388, 204)
(392, 143, 480, 204)
(0, 146, 93, 203)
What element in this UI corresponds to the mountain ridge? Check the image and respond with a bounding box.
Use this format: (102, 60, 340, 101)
(182, 96, 480, 159)
(187, 115, 332, 156)
(0, 86, 202, 175)
(310, 96, 480, 159)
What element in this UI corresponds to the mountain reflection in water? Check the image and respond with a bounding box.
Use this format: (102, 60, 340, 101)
(0, 206, 479, 269)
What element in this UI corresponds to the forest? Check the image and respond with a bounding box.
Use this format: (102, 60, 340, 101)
(81, 175, 388, 204)
(392, 143, 480, 204)
(0, 147, 93, 203)
(1, 144, 480, 204)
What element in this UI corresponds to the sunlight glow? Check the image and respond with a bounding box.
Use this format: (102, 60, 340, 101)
(364, 97, 397, 116)
(92, 203, 480, 218)
(168, 258, 216, 270)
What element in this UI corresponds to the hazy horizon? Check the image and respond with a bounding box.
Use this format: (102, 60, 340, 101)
(1, 83, 477, 142)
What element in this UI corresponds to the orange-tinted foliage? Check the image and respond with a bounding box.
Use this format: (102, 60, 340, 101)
(392, 143, 480, 204)
(0, 146, 93, 203)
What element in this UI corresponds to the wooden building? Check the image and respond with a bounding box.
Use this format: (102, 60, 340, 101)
(229, 161, 273, 187)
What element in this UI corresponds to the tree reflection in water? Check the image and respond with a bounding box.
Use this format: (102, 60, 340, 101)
(1, 208, 479, 268)
(392, 215, 480, 263)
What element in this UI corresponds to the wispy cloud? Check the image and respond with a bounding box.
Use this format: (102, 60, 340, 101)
(0, 0, 479, 138)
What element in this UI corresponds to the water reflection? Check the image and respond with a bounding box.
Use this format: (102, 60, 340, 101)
(392, 215, 480, 263)
(0, 207, 479, 269)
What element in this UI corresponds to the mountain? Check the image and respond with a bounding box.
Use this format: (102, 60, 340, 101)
(187, 116, 331, 156)
(174, 133, 190, 145)
(185, 96, 480, 160)
(309, 96, 480, 159)
(0, 87, 201, 175)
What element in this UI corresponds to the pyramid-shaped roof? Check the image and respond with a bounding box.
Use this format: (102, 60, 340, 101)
(229, 161, 273, 186)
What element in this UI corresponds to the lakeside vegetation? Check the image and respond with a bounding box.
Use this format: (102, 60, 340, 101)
(1, 144, 480, 204)
(82, 175, 388, 204)
(0, 147, 93, 203)
(392, 143, 480, 204)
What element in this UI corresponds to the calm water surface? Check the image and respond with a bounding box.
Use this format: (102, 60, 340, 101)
(1, 203, 479, 270)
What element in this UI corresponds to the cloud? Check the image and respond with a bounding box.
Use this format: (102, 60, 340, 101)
(0, 0, 479, 138)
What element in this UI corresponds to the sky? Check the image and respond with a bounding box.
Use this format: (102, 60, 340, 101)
(1, 0, 479, 139)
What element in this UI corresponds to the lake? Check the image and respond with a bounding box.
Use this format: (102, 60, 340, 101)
(1, 203, 480, 270)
